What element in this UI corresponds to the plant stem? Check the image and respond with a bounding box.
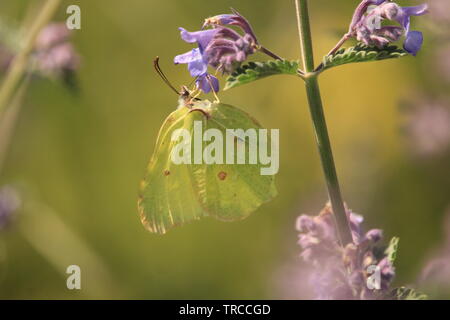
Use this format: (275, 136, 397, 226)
(326, 33, 351, 57)
(295, 0, 352, 245)
(0, 0, 61, 116)
(314, 33, 351, 72)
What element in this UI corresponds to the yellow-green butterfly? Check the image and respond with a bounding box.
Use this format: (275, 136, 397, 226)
(138, 59, 277, 234)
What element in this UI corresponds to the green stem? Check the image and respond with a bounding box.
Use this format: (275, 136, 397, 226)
(295, 0, 352, 245)
(0, 0, 61, 116)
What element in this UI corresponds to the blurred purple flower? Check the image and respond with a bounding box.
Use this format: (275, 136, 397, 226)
(349, 1, 428, 55)
(0, 22, 79, 79)
(174, 9, 258, 93)
(0, 186, 20, 231)
(296, 203, 395, 299)
(35, 23, 71, 51)
(403, 98, 450, 157)
(419, 208, 450, 291)
(34, 23, 80, 77)
(203, 8, 259, 46)
(174, 29, 219, 93)
(35, 42, 79, 77)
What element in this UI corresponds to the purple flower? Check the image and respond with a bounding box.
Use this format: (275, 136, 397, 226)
(33, 23, 80, 77)
(36, 42, 79, 76)
(389, 3, 428, 55)
(1, 22, 80, 78)
(203, 8, 259, 45)
(174, 10, 258, 93)
(349, 1, 428, 55)
(296, 203, 396, 299)
(35, 23, 71, 51)
(348, 0, 390, 32)
(174, 28, 220, 93)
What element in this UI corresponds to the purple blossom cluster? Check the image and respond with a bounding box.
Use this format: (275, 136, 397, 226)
(348, 0, 428, 55)
(34, 23, 79, 77)
(296, 203, 395, 299)
(0, 22, 79, 78)
(174, 9, 258, 93)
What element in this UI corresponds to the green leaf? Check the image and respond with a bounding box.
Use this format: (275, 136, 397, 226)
(138, 100, 277, 234)
(385, 236, 400, 264)
(224, 60, 299, 90)
(321, 44, 408, 72)
(390, 287, 428, 300)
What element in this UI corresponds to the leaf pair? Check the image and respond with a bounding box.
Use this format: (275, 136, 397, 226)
(224, 44, 408, 89)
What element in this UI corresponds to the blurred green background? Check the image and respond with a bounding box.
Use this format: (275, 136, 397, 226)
(0, 0, 449, 299)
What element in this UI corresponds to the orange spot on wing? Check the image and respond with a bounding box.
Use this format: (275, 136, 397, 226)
(218, 171, 227, 180)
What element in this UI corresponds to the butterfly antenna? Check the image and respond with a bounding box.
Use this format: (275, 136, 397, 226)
(153, 57, 179, 95)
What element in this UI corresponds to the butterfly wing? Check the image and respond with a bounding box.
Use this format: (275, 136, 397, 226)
(138, 107, 207, 234)
(192, 103, 277, 221)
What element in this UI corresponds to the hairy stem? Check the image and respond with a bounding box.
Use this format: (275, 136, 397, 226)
(0, 0, 61, 116)
(314, 33, 351, 72)
(326, 33, 351, 57)
(259, 46, 283, 60)
(295, 0, 352, 245)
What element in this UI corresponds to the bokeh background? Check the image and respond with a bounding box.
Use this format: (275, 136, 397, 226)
(0, 0, 449, 299)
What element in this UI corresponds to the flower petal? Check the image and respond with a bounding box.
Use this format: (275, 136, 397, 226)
(403, 31, 423, 56)
(372, 0, 387, 4)
(204, 14, 236, 26)
(403, 4, 428, 17)
(196, 74, 219, 93)
(349, 0, 388, 32)
(374, 26, 404, 41)
(399, 4, 429, 32)
(187, 57, 208, 77)
(174, 48, 201, 64)
(179, 27, 218, 53)
(203, 10, 258, 44)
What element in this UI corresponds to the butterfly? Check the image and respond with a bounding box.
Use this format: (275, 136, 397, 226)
(137, 58, 277, 234)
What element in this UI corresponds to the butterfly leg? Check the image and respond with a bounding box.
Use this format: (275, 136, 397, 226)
(205, 75, 220, 104)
